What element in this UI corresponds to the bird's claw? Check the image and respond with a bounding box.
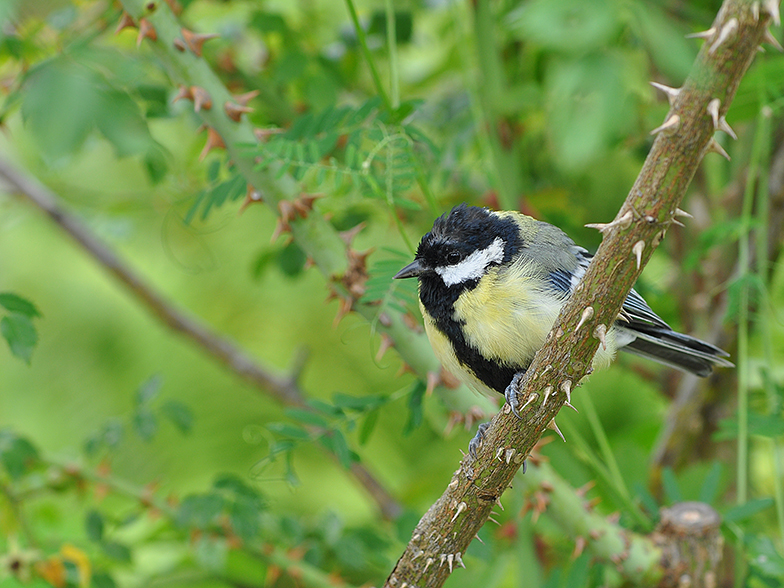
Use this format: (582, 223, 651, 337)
(504, 372, 526, 419)
(468, 422, 491, 459)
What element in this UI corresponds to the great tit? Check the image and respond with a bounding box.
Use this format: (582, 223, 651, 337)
(394, 204, 733, 417)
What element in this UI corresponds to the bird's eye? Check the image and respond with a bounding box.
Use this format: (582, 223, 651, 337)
(446, 250, 462, 265)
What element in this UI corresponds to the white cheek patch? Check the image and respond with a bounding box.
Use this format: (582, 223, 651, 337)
(436, 237, 505, 287)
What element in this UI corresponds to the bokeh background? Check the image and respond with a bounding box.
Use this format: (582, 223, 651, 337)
(1, 0, 783, 586)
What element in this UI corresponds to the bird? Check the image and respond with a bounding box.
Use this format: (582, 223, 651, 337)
(394, 204, 733, 453)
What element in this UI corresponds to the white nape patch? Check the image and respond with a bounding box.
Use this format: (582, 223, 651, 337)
(435, 237, 505, 287)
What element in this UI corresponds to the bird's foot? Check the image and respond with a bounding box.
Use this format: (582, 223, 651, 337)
(504, 372, 527, 418)
(468, 422, 490, 459)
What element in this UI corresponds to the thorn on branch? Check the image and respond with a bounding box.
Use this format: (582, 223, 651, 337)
(585, 210, 633, 234)
(136, 18, 157, 47)
(199, 127, 225, 161)
(224, 101, 254, 122)
(650, 114, 680, 136)
(181, 28, 219, 57)
(765, 0, 781, 26)
(238, 184, 263, 213)
(560, 379, 572, 403)
(191, 86, 212, 112)
(573, 536, 587, 559)
(632, 240, 645, 270)
(707, 99, 737, 139)
(548, 418, 566, 443)
(709, 18, 738, 54)
(706, 137, 731, 161)
(253, 127, 285, 142)
(451, 501, 467, 522)
(575, 306, 594, 332)
(763, 29, 783, 52)
(520, 392, 538, 412)
(593, 323, 608, 350)
(115, 12, 136, 35)
(339, 222, 365, 247)
(685, 27, 715, 40)
(375, 333, 394, 362)
(172, 85, 193, 104)
(649, 81, 681, 106)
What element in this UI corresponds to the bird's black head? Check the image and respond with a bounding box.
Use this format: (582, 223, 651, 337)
(394, 204, 521, 290)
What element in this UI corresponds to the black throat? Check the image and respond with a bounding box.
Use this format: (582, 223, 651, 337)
(418, 275, 525, 396)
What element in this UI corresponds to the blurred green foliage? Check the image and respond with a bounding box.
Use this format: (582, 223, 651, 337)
(1, 0, 783, 587)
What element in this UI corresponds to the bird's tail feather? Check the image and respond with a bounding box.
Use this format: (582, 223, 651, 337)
(618, 326, 734, 378)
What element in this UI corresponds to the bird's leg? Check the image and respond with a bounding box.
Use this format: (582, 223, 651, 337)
(504, 371, 527, 418)
(468, 422, 490, 459)
(468, 421, 528, 473)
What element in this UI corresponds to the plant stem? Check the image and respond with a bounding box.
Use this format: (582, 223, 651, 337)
(385, 0, 399, 110)
(733, 95, 769, 588)
(753, 105, 784, 545)
(344, 0, 393, 113)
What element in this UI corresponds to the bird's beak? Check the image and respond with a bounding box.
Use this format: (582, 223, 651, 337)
(394, 259, 425, 279)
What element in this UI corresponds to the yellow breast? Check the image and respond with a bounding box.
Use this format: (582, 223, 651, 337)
(420, 260, 620, 397)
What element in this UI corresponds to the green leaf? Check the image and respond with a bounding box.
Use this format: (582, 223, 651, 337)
(21, 57, 104, 158)
(0, 293, 41, 317)
(178, 493, 225, 529)
(322, 430, 352, 469)
(144, 146, 168, 185)
(359, 410, 379, 446)
(332, 393, 384, 411)
(133, 409, 158, 441)
(102, 419, 124, 448)
(714, 412, 784, 441)
(229, 498, 261, 541)
(404, 381, 426, 434)
(213, 473, 263, 503)
(100, 541, 132, 563)
(1, 314, 38, 363)
(267, 422, 311, 440)
(284, 408, 329, 428)
(193, 536, 227, 572)
(661, 467, 682, 504)
(91, 572, 118, 588)
(307, 399, 345, 416)
(507, 0, 619, 52)
(699, 461, 724, 504)
(135, 374, 163, 406)
(85, 510, 105, 542)
(0, 429, 40, 480)
(724, 497, 774, 523)
(748, 536, 784, 579)
(95, 90, 155, 157)
(161, 400, 193, 433)
(277, 241, 306, 277)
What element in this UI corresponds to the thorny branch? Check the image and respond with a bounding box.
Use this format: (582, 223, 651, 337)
(0, 156, 402, 521)
(385, 1, 778, 587)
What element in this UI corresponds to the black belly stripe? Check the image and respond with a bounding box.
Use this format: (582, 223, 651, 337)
(418, 273, 527, 395)
(434, 314, 526, 394)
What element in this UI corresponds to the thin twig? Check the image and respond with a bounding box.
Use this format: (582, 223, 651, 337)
(0, 156, 402, 521)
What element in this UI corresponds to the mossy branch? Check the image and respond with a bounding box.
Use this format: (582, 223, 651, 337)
(385, 1, 775, 586)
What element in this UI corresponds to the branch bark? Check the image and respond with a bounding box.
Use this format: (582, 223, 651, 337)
(386, 1, 775, 586)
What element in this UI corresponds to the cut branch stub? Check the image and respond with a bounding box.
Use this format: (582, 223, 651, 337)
(652, 502, 723, 588)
